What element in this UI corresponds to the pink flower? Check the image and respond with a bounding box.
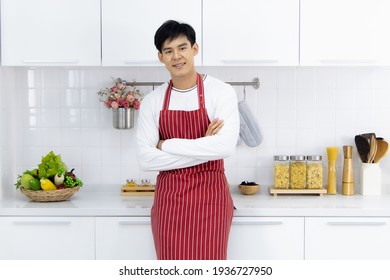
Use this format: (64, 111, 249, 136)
(104, 99, 112, 108)
(98, 78, 143, 110)
(126, 94, 135, 102)
(133, 100, 141, 110)
(111, 101, 119, 109)
(118, 99, 130, 108)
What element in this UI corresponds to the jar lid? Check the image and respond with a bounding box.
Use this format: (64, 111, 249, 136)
(274, 155, 289, 161)
(290, 155, 306, 161)
(307, 155, 322, 161)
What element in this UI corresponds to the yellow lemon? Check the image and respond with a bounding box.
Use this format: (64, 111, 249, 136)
(40, 179, 57, 190)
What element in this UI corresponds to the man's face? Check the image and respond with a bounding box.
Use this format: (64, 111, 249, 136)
(158, 35, 198, 79)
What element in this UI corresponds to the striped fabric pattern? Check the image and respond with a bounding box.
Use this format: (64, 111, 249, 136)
(151, 74, 234, 260)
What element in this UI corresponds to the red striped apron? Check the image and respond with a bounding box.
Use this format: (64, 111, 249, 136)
(151, 73, 234, 260)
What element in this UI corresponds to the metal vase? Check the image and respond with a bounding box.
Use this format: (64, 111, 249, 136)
(112, 108, 134, 129)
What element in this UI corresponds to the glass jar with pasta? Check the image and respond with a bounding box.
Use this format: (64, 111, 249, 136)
(290, 155, 306, 189)
(273, 155, 290, 189)
(306, 155, 323, 189)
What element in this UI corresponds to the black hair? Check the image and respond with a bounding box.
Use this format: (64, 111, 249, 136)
(154, 20, 196, 53)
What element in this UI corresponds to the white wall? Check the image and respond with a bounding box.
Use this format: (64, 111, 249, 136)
(1, 66, 390, 194)
(0, 67, 17, 196)
(0, 68, 2, 197)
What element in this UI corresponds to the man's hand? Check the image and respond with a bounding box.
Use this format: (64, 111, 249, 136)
(157, 140, 165, 150)
(205, 118, 224, 136)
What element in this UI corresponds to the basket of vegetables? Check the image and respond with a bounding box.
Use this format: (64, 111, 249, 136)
(15, 151, 83, 202)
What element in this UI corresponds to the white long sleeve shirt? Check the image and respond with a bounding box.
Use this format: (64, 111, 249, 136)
(136, 74, 240, 171)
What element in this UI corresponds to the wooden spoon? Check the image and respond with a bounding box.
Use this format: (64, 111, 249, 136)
(368, 135, 377, 163)
(355, 135, 371, 163)
(373, 139, 389, 163)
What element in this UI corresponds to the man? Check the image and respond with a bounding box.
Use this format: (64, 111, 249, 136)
(136, 20, 239, 260)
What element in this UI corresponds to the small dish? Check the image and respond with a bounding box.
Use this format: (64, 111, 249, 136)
(238, 184, 260, 195)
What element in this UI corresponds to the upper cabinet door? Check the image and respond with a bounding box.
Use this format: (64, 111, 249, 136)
(301, 0, 390, 66)
(102, 0, 202, 66)
(203, 0, 299, 66)
(0, 0, 101, 66)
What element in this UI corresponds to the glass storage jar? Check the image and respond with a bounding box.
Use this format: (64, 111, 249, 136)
(273, 155, 290, 189)
(306, 155, 323, 189)
(290, 155, 306, 189)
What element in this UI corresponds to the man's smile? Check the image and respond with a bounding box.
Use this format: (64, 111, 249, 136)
(173, 62, 186, 69)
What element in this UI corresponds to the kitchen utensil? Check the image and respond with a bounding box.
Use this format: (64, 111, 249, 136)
(367, 135, 377, 163)
(326, 146, 339, 194)
(374, 139, 389, 163)
(360, 132, 376, 143)
(355, 135, 370, 163)
(342, 146, 354, 195)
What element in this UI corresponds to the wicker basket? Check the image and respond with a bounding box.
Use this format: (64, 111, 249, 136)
(20, 186, 80, 202)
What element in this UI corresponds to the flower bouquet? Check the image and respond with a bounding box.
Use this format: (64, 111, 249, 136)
(97, 77, 143, 129)
(97, 77, 142, 110)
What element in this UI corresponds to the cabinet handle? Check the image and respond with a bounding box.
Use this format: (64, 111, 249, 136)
(222, 59, 278, 64)
(318, 59, 376, 64)
(13, 221, 72, 225)
(123, 60, 160, 65)
(232, 221, 283, 226)
(118, 221, 151, 226)
(22, 59, 79, 64)
(327, 221, 386, 226)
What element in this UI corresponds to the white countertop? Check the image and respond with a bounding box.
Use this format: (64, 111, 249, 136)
(2, 184, 390, 217)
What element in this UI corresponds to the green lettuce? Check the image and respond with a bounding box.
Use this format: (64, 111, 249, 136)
(38, 151, 68, 179)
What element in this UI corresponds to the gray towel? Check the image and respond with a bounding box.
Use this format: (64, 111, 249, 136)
(238, 100, 263, 147)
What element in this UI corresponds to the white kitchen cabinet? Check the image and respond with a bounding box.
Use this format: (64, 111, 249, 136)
(102, 0, 202, 66)
(0, 217, 95, 260)
(305, 217, 390, 259)
(95, 217, 156, 260)
(228, 217, 304, 260)
(203, 0, 299, 66)
(0, 0, 101, 66)
(301, 0, 390, 66)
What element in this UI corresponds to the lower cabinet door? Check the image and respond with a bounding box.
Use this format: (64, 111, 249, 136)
(305, 217, 390, 259)
(228, 217, 304, 260)
(0, 217, 95, 260)
(95, 217, 156, 260)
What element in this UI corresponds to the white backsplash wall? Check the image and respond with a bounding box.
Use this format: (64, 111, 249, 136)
(0, 67, 17, 196)
(1, 66, 390, 194)
(0, 68, 3, 196)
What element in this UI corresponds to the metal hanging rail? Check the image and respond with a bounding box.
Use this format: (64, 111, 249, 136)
(118, 77, 260, 89)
